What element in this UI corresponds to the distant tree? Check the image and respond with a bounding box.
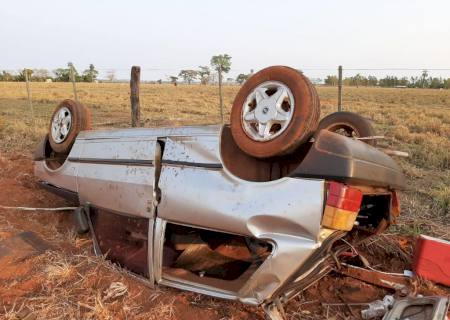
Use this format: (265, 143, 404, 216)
(236, 73, 250, 84)
(409, 76, 419, 88)
(53, 68, 70, 82)
(367, 76, 378, 86)
(430, 77, 444, 89)
(169, 76, 178, 86)
(354, 74, 364, 87)
(198, 66, 211, 85)
(32, 69, 50, 81)
(324, 75, 338, 86)
(0, 71, 14, 81)
(82, 64, 99, 82)
(53, 62, 78, 82)
(178, 69, 198, 84)
(211, 54, 232, 74)
(420, 70, 429, 88)
(444, 78, 450, 89)
(106, 69, 116, 82)
(157, 79, 162, 84)
(211, 54, 232, 122)
(15, 69, 33, 82)
(398, 77, 409, 87)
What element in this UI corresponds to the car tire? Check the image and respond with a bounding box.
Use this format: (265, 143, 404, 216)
(230, 66, 320, 158)
(317, 111, 376, 146)
(73, 207, 89, 234)
(48, 99, 91, 154)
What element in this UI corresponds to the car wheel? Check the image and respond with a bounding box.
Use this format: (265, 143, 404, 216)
(73, 207, 89, 234)
(317, 111, 376, 146)
(48, 99, 91, 153)
(230, 66, 320, 158)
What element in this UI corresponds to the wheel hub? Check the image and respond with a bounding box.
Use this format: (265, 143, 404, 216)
(51, 106, 72, 144)
(241, 81, 295, 141)
(255, 103, 276, 124)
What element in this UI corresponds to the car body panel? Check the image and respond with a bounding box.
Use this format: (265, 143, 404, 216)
(72, 137, 157, 218)
(33, 124, 405, 309)
(157, 135, 325, 303)
(34, 140, 82, 192)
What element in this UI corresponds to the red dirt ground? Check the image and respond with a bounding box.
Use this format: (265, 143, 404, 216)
(0, 154, 448, 320)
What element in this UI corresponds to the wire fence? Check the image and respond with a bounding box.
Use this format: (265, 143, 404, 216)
(1, 66, 450, 133)
(3, 66, 450, 82)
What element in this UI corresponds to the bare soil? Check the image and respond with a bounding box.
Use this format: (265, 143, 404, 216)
(0, 154, 448, 320)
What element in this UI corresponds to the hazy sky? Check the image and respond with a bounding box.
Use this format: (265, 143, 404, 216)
(1, 0, 450, 80)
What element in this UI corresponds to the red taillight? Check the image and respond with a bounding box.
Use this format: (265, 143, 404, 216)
(322, 182, 363, 231)
(327, 182, 363, 211)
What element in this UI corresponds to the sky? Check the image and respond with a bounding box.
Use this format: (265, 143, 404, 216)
(1, 0, 450, 81)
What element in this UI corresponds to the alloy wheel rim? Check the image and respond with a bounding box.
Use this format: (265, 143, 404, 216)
(241, 81, 295, 141)
(51, 106, 72, 143)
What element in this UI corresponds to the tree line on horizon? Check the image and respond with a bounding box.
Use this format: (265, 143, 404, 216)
(2, 62, 450, 89)
(168, 54, 253, 86)
(0, 62, 101, 82)
(324, 70, 450, 89)
(0, 55, 253, 85)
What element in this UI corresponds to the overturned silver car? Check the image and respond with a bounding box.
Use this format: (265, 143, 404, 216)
(33, 66, 405, 319)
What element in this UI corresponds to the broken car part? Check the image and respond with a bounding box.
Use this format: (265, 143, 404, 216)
(383, 296, 449, 320)
(413, 235, 450, 286)
(361, 295, 395, 319)
(337, 263, 414, 296)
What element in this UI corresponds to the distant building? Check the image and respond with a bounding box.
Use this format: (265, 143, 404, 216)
(45, 78, 53, 83)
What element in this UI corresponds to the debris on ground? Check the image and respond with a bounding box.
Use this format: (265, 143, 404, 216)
(413, 235, 450, 286)
(103, 281, 128, 301)
(361, 295, 394, 319)
(383, 295, 449, 320)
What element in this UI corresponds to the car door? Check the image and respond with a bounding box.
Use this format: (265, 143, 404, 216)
(74, 131, 161, 282)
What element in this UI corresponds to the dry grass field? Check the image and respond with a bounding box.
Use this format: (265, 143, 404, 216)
(0, 82, 449, 319)
(1, 82, 449, 235)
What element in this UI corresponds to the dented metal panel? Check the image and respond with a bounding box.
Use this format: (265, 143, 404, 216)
(162, 135, 221, 165)
(75, 137, 157, 218)
(157, 136, 325, 304)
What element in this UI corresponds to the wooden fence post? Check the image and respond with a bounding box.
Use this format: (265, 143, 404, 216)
(24, 69, 34, 122)
(338, 65, 343, 111)
(70, 65, 78, 101)
(218, 64, 224, 124)
(130, 66, 141, 127)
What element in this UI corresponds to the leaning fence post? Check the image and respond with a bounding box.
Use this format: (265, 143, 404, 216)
(24, 69, 34, 123)
(338, 65, 343, 111)
(130, 66, 141, 127)
(70, 65, 78, 101)
(218, 64, 224, 124)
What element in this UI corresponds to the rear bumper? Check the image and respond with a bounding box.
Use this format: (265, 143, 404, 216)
(291, 130, 406, 190)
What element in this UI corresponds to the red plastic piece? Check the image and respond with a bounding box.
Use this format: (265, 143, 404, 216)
(413, 235, 450, 286)
(327, 182, 363, 212)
